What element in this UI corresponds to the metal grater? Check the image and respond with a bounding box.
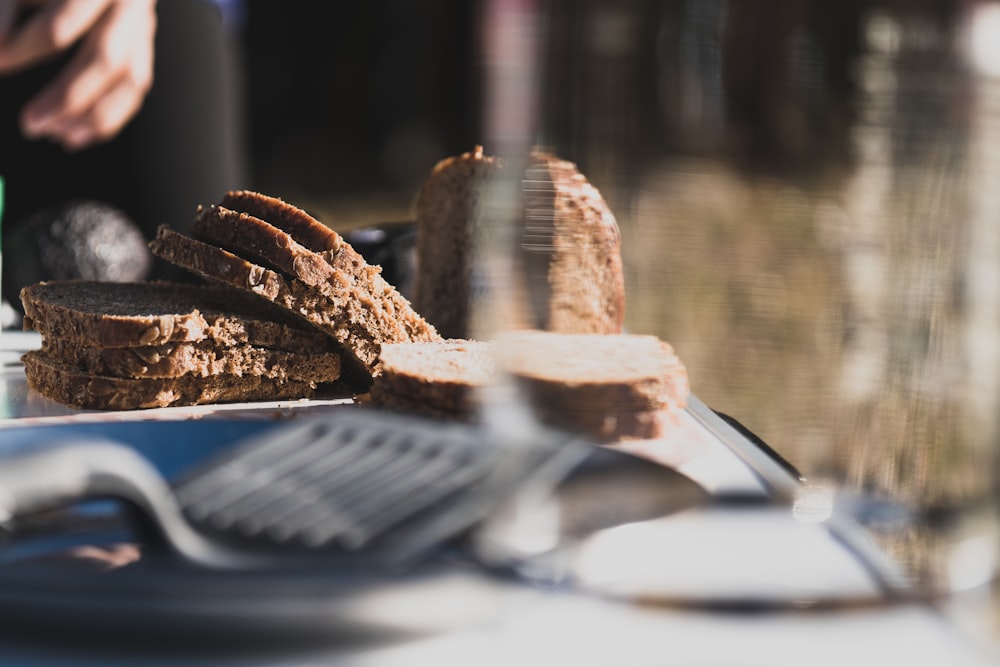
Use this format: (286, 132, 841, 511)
(173, 411, 556, 555)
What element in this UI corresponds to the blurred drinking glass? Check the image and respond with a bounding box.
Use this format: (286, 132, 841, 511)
(523, 0, 1000, 650)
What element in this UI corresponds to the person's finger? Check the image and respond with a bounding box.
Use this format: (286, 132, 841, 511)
(21, 1, 153, 140)
(66, 543, 141, 571)
(52, 69, 147, 151)
(20, 12, 122, 135)
(0, 0, 112, 73)
(20, 43, 113, 137)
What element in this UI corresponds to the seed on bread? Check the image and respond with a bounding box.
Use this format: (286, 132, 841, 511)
(139, 325, 161, 346)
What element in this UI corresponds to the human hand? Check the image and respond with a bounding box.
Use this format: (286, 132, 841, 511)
(0, 0, 157, 151)
(23, 542, 142, 571)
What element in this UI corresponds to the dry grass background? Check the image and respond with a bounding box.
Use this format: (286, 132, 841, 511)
(616, 156, 997, 593)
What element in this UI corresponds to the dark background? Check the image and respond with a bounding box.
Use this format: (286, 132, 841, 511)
(0, 0, 962, 299)
(239, 0, 481, 214)
(0, 0, 950, 234)
(237, 0, 953, 210)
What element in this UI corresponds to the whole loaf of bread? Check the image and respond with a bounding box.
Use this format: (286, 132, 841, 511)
(413, 146, 625, 339)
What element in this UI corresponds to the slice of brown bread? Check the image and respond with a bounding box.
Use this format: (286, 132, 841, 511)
(370, 339, 495, 414)
(189, 204, 415, 345)
(20, 280, 335, 353)
(150, 227, 372, 373)
(22, 350, 317, 410)
(192, 204, 347, 295)
(150, 226, 428, 389)
(412, 147, 625, 339)
(370, 331, 688, 443)
(40, 337, 342, 382)
(217, 190, 440, 342)
(498, 330, 689, 413)
(220, 190, 342, 255)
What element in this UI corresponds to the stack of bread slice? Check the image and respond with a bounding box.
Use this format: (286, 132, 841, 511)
(20, 280, 344, 410)
(369, 330, 689, 444)
(21, 189, 441, 411)
(150, 190, 442, 391)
